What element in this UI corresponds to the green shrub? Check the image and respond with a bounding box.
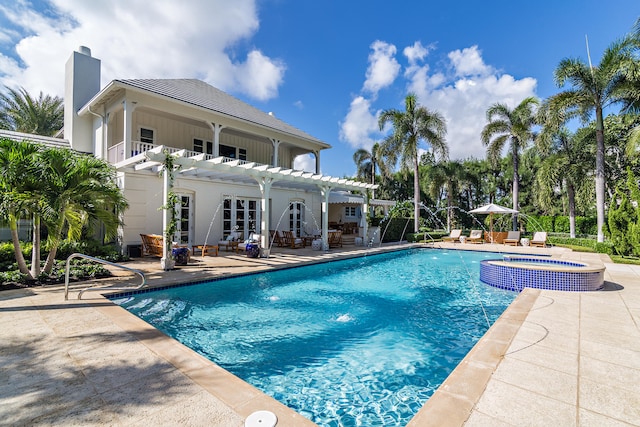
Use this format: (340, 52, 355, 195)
(554, 216, 570, 233)
(0, 239, 120, 285)
(55, 240, 128, 262)
(379, 217, 413, 242)
(0, 270, 28, 285)
(0, 241, 34, 264)
(594, 241, 614, 255)
(575, 216, 597, 235)
(370, 216, 384, 227)
(606, 169, 640, 256)
(548, 236, 614, 254)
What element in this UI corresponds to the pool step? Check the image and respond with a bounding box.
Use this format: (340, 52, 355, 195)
(341, 234, 356, 246)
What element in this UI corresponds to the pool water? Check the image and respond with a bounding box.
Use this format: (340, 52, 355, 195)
(112, 249, 516, 426)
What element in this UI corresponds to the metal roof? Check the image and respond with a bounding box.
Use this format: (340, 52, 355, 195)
(0, 129, 69, 149)
(83, 79, 330, 148)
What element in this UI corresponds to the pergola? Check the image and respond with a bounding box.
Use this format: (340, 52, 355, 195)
(118, 146, 378, 265)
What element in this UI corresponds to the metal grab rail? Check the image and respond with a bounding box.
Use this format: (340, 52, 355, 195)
(64, 253, 146, 300)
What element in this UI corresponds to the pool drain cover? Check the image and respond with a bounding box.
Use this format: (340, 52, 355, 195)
(245, 410, 277, 427)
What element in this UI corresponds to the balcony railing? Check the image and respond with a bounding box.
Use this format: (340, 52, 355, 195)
(107, 140, 157, 163)
(107, 141, 265, 169)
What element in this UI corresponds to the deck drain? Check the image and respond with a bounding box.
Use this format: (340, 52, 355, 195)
(245, 410, 277, 427)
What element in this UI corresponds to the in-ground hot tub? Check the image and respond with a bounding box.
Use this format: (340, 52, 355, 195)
(480, 255, 605, 292)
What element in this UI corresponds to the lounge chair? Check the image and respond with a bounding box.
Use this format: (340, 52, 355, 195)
(140, 234, 164, 257)
(328, 230, 343, 248)
(530, 231, 548, 247)
(218, 231, 240, 252)
(503, 231, 521, 246)
(282, 230, 304, 248)
(270, 230, 286, 247)
(442, 229, 462, 243)
(467, 229, 484, 244)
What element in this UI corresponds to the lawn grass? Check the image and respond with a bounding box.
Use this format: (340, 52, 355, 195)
(553, 244, 597, 253)
(555, 243, 640, 265)
(610, 255, 640, 265)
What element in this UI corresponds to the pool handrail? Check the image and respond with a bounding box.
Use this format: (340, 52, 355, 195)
(64, 253, 146, 300)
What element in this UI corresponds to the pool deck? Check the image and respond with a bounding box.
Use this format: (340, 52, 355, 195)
(1, 242, 639, 426)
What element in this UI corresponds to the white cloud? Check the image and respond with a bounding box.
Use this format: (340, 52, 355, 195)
(362, 40, 400, 95)
(447, 45, 493, 77)
(0, 0, 285, 100)
(346, 41, 538, 162)
(414, 55, 537, 160)
(293, 153, 316, 173)
(234, 50, 285, 101)
(339, 95, 379, 150)
(403, 41, 433, 65)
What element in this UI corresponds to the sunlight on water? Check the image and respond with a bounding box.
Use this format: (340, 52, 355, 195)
(113, 248, 515, 427)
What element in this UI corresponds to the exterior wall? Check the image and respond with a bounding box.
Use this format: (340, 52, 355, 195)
(329, 204, 362, 223)
(106, 108, 298, 168)
(119, 170, 323, 249)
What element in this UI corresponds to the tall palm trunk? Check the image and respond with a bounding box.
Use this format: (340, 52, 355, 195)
(566, 179, 576, 238)
(595, 107, 606, 242)
(512, 150, 520, 231)
(413, 156, 420, 233)
(9, 214, 32, 278)
(30, 215, 41, 277)
(447, 184, 455, 229)
(371, 161, 376, 199)
(43, 209, 66, 274)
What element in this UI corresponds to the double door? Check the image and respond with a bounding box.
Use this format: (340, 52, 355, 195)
(223, 197, 260, 239)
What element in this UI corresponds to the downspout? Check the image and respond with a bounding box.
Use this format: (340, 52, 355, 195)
(86, 105, 106, 158)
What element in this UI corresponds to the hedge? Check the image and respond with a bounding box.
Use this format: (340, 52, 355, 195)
(523, 215, 597, 235)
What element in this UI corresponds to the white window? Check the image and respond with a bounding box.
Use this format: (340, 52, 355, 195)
(345, 206, 357, 218)
(220, 144, 247, 160)
(139, 127, 155, 144)
(193, 139, 213, 155)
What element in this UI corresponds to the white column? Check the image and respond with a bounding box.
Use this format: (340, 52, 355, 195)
(270, 138, 281, 167)
(209, 123, 224, 157)
(257, 177, 273, 256)
(362, 194, 369, 243)
(314, 150, 320, 174)
(102, 111, 109, 160)
(123, 100, 133, 160)
(161, 166, 173, 270)
(320, 185, 332, 250)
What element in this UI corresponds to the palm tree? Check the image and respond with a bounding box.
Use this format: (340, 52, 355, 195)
(481, 97, 538, 230)
(353, 142, 391, 197)
(426, 160, 465, 231)
(535, 127, 591, 238)
(0, 138, 41, 278)
(39, 148, 129, 274)
(0, 86, 64, 136)
(378, 93, 448, 233)
(547, 36, 638, 242)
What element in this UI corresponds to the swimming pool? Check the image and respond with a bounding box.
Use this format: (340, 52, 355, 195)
(112, 249, 516, 426)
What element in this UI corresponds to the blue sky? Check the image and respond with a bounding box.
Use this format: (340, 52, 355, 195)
(0, 0, 637, 177)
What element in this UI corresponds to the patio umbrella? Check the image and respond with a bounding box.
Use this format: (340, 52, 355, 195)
(468, 203, 518, 242)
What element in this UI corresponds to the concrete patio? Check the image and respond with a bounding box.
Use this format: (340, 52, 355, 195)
(1, 242, 639, 426)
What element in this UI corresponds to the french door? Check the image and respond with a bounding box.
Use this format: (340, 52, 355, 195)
(289, 201, 305, 237)
(223, 197, 261, 239)
(174, 194, 193, 246)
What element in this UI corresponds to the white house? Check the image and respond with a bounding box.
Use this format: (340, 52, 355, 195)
(60, 46, 391, 263)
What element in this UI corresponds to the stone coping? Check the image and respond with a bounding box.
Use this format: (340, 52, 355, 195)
(8, 242, 637, 426)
